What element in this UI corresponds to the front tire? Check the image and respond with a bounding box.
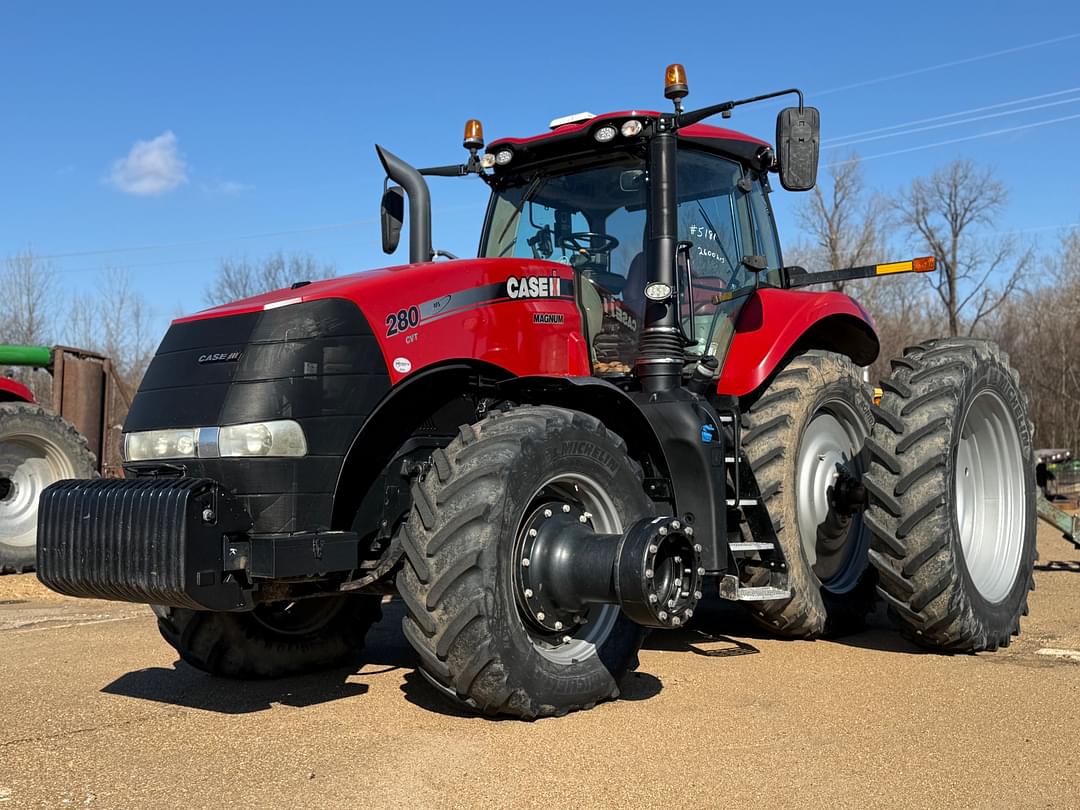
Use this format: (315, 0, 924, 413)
(865, 339, 1036, 651)
(396, 406, 650, 719)
(153, 595, 383, 678)
(741, 351, 877, 638)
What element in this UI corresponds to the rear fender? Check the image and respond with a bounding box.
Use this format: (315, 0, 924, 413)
(717, 288, 878, 398)
(0, 378, 34, 403)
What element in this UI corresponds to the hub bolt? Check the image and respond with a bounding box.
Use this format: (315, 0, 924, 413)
(543, 508, 552, 518)
(649, 594, 658, 603)
(562, 504, 571, 513)
(672, 616, 682, 627)
(645, 569, 653, 579)
(537, 611, 546, 621)
(686, 609, 694, 619)
(649, 544, 658, 554)
(693, 591, 702, 600)
(697, 567, 705, 576)
(528, 528, 538, 537)
(693, 544, 702, 553)
(671, 520, 681, 529)
(524, 588, 534, 598)
(659, 526, 669, 536)
(685, 527, 694, 537)
(659, 611, 668, 621)
(582, 511, 592, 520)
(202, 508, 215, 522)
(579, 515, 588, 523)
(554, 621, 563, 630)
(522, 558, 530, 567)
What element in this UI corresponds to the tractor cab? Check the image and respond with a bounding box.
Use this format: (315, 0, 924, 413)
(478, 114, 784, 374)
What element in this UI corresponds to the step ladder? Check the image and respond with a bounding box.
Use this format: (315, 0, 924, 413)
(713, 406, 791, 603)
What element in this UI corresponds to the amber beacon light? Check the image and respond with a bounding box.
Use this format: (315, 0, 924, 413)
(463, 119, 484, 150)
(664, 63, 688, 100)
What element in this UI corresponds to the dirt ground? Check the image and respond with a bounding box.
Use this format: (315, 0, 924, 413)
(2, 523, 1078, 809)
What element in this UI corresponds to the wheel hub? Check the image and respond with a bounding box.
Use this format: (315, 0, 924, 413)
(0, 477, 14, 502)
(516, 503, 703, 633)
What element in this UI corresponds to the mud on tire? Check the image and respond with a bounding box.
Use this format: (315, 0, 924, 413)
(0, 402, 97, 574)
(865, 338, 1036, 651)
(741, 350, 877, 638)
(153, 595, 383, 678)
(395, 405, 650, 719)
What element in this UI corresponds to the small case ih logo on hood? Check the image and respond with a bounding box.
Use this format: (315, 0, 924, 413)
(197, 351, 243, 365)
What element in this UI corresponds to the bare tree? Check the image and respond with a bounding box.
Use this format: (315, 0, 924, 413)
(204, 252, 336, 305)
(795, 155, 886, 289)
(0, 251, 58, 400)
(0, 251, 56, 346)
(893, 159, 1029, 337)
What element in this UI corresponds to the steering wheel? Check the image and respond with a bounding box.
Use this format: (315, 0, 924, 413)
(559, 232, 620, 254)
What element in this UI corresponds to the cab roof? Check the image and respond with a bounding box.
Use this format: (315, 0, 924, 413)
(486, 110, 772, 172)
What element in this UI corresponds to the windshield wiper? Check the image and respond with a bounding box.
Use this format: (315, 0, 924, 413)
(497, 173, 546, 247)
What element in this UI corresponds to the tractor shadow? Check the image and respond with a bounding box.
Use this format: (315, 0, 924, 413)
(101, 600, 418, 715)
(1036, 560, 1080, 573)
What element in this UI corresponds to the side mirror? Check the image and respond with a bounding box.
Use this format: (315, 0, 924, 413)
(775, 106, 820, 192)
(381, 185, 405, 254)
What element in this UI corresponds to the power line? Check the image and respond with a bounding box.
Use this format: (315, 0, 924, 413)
(826, 95, 1080, 150)
(827, 112, 1080, 166)
(814, 32, 1080, 97)
(33, 218, 375, 262)
(824, 86, 1080, 144)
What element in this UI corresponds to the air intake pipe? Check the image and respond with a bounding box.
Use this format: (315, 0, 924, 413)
(375, 145, 432, 264)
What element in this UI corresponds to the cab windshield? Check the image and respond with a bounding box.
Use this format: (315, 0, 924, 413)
(479, 150, 780, 373)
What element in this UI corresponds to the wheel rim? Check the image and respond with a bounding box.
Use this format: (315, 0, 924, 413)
(512, 472, 622, 665)
(795, 399, 870, 593)
(0, 432, 77, 547)
(955, 389, 1027, 604)
(251, 598, 342, 636)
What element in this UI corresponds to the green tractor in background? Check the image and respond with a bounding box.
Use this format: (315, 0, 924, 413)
(0, 345, 107, 572)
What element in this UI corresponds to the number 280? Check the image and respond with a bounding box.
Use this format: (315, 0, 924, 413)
(385, 306, 420, 336)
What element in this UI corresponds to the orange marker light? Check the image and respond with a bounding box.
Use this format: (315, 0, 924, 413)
(912, 256, 936, 272)
(664, 63, 688, 100)
(463, 119, 484, 150)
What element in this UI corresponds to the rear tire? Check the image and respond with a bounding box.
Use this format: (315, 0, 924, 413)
(153, 595, 383, 678)
(741, 351, 877, 638)
(396, 406, 650, 719)
(0, 402, 97, 574)
(865, 339, 1036, 651)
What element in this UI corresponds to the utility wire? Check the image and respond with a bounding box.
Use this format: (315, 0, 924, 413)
(827, 112, 1080, 166)
(814, 32, 1080, 96)
(824, 86, 1080, 143)
(826, 95, 1080, 149)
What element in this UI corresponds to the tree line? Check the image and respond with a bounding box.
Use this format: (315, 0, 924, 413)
(790, 154, 1075, 452)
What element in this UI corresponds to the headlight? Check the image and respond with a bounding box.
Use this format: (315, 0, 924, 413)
(124, 429, 196, 462)
(219, 420, 307, 458)
(123, 420, 307, 461)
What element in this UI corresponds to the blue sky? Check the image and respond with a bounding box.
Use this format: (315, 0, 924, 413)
(2, 1, 1079, 337)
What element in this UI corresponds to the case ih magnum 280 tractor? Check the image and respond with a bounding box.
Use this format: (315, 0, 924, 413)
(38, 66, 1036, 718)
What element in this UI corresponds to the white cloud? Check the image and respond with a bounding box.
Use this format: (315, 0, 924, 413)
(108, 131, 188, 196)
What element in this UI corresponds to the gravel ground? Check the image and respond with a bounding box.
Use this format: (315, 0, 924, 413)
(1, 522, 1078, 809)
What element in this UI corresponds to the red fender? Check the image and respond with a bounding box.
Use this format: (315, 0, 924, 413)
(716, 288, 879, 397)
(0, 377, 34, 403)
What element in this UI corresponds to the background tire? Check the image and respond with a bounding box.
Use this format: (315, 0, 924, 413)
(741, 351, 877, 638)
(153, 595, 383, 678)
(396, 406, 650, 719)
(0, 402, 96, 574)
(865, 339, 1036, 651)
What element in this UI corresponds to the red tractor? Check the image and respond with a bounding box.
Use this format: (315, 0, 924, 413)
(37, 66, 1036, 718)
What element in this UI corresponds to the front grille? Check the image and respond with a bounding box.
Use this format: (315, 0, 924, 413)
(37, 477, 252, 610)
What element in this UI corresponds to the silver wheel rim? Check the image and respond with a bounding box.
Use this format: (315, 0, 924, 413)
(0, 432, 76, 548)
(795, 399, 869, 593)
(955, 389, 1027, 603)
(513, 472, 622, 665)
